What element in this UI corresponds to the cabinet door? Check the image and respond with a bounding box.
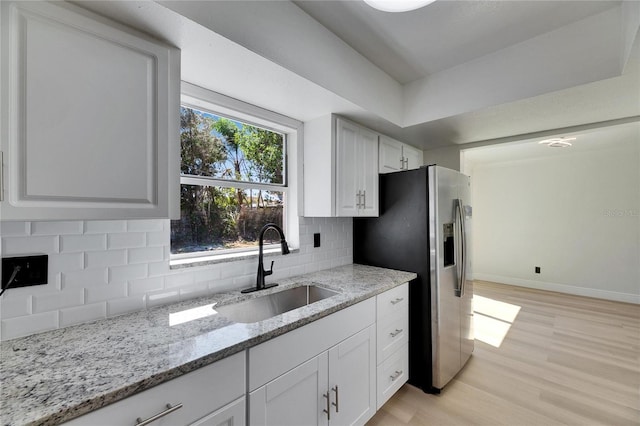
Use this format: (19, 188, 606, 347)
(250, 353, 329, 426)
(0, 1, 179, 221)
(191, 397, 245, 426)
(403, 144, 423, 171)
(358, 129, 379, 217)
(335, 119, 360, 217)
(328, 325, 376, 426)
(379, 136, 403, 174)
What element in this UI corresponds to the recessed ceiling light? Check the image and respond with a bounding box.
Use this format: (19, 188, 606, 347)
(538, 137, 576, 148)
(363, 0, 436, 13)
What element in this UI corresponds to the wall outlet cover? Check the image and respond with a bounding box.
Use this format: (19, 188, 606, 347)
(2, 255, 48, 289)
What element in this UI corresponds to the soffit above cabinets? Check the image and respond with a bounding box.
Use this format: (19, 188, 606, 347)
(75, 1, 640, 150)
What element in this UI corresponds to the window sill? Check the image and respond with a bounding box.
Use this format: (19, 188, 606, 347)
(169, 246, 299, 270)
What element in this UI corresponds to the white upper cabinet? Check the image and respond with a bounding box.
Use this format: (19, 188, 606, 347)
(0, 1, 180, 220)
(304, 115, 379, 217)
(379, 136, 423, 174)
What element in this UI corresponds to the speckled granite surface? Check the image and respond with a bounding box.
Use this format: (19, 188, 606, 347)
(0, 264, 415, 426)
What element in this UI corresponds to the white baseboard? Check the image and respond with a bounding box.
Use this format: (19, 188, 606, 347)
(473, 273, 640, 305)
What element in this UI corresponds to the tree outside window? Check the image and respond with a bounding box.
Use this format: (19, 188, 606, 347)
(171, 106, 286, 254)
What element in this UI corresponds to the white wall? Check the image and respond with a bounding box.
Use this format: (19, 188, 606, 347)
(469, 139, 640, 303)
(0, 217, 353, 340)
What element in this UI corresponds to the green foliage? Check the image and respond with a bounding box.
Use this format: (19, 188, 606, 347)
(171, 107, 286, 254)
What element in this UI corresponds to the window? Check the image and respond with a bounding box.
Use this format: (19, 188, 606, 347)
(171, 84, 301, 262)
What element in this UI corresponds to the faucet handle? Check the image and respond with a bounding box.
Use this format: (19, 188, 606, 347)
(264, 260, 274, 276)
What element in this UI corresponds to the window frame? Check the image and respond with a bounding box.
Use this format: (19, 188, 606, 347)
(170, 83, 302, 266)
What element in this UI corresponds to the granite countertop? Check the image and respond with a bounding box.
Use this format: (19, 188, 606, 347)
(0, 264, 416, 426)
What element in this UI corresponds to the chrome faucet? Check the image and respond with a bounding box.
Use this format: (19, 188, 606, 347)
(241, 223, 290, 293)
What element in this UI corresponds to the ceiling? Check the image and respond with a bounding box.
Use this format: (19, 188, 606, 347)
(294, 0, 618, 84)
(463, 120, 640, 169)
(77, 0, 640, 150)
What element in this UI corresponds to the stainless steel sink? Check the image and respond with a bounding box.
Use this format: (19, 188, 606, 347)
(215, 285, 340, 323)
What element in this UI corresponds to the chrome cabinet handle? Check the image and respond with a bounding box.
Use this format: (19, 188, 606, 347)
(390, 370, 403, 381)
(332, 385, 339, 413)
(390, 328, 403, 337)
(390, 297, 404, 305)
(323, 391, 331, 420)
(136, 403, 183, 426)
(362, 190, 366, 208)
(400, 157, 405, 170)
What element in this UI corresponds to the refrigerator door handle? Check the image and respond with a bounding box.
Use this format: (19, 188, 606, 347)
(455, 198, 466, 297)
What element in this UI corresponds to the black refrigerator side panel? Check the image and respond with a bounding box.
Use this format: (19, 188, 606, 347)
(353, 168, 433, 392)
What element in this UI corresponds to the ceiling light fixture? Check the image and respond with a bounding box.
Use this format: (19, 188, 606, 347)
(538, 137, 576, 148)
(363, 0, 436, 13)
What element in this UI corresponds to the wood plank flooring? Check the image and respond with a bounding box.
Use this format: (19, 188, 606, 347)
(367, 281, 640, 426)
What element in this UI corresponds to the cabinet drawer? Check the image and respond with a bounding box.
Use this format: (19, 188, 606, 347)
(376, 307, 409, 362)
(376, 343, 409, 410)
(64, 352, 245, 426)
(376, 283, 408, 320)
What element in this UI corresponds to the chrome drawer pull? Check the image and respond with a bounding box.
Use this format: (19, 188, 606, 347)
(136, 403, 183, 426)
(390, 370, 403, 381)
(390, 297, 404, 305)
(390, 328, 403, 337)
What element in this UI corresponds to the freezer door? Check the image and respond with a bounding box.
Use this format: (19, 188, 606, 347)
(429, 166, 462, 389)
(458, 173, 474, 369)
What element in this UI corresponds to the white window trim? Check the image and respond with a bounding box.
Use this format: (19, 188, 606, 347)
(170, 82, 302, 267)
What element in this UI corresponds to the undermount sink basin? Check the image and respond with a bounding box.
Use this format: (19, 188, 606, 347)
(215, 285, 340, 323)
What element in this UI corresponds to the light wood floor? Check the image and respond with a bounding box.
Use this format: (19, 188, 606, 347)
(367, 281, 640, 426)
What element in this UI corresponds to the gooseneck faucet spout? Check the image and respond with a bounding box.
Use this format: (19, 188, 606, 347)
(241, 223, 290, 293)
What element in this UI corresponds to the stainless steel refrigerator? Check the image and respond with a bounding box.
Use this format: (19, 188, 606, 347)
(354, 165, 474, 393)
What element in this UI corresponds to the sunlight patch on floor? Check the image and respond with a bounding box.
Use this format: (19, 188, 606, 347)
(473, 295, 521, 347)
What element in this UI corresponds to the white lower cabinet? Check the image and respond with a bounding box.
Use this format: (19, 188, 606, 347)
(250, 326, 376, 426)
(249, 353, 329, 426)
(375, 283, 409, 409)
(248, 299, 377, 426)
(63, 285, 410, 426)
(63, 352, 245, 426)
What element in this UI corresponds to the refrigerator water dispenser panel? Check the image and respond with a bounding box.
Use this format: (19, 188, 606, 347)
(443, 223, 455, 267)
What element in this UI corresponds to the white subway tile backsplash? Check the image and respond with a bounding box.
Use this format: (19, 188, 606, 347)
(85, 282, 127, 304)
(3, 235, 59, 255)
(109, 263, 147, 283)
(1, 311, 58, 340)
(60, 235, 106, 253)
(49, 253, 84, 274)
(164, 272, 195, 289)
(85, 250, 127, 268)
(128, 246, 164, 264)
(107, 296, 146, 317)
(178, 283, 210, 299)
(146, 230, 169, 247)
(127, 219, 165, 232)
(33, 289, 85, 313)
(0, 221, 30, 237)
(194, 267, 220, 283)
(32, 221, 83, 236)
(108, 232, 145, 249)
(62, 268, 108, 288)
(0, 295, 31, 319)
(129, 276, 163, 295)
(147, 261, 170, 277)
(85, 220, 127, 234)
(0, 216, 353, 340)
(60, 303, 107, 328)
(147, 290, 180, 308)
